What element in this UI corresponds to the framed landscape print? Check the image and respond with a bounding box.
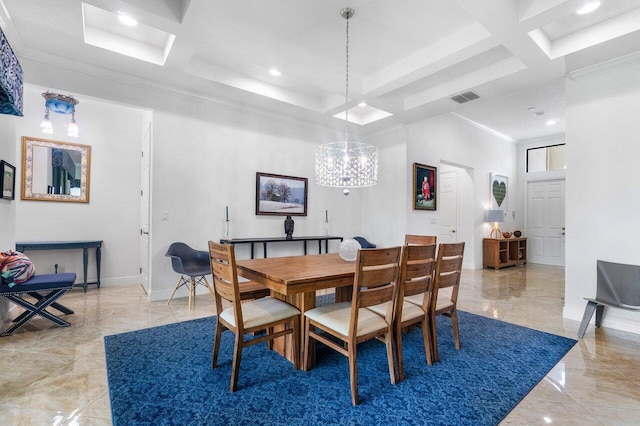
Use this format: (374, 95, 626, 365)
(490, 173, 508, 212)
(1, 160, 15, 200)
(413, 163, 437, 210)
(256, 172, 308, 216)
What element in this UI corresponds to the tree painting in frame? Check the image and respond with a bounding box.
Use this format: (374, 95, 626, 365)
(491, 173, 508, 212)
(256, 172, 308, 216)
(1, 160, 16, 200)
(413, 163, 437, 210)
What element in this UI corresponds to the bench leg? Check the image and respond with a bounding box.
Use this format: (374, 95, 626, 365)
(1, 289, 73, 336)
(578, 301, 600, 338)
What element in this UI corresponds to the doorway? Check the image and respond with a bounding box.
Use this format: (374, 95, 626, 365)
(439, 163, 475, 269)
(526, 179, 565, 266)
(139, 115, 152, 293)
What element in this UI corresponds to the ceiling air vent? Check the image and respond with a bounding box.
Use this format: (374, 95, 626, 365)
(450, 91, 479, 104)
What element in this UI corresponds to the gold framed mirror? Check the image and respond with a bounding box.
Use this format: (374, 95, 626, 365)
(21, 136, 91, 203)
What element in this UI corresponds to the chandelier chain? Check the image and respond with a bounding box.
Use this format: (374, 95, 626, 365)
(344, 13, 350, 140)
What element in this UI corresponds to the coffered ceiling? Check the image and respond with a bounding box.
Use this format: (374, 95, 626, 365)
(2, 0, 640, 141)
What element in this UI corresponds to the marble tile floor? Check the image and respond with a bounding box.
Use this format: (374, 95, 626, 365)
(1, 264, 639, 425)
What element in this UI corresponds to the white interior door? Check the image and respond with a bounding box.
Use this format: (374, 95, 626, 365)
(139, 120, 151, 292)
(439, 171, 458, 243)
(526, 179, 565, 266)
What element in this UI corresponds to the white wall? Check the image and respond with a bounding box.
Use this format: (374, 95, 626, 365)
(13, 84, 145, 285)
(360, 125, 407, 248)
(403, 113, 520, 269)
(0, 113, 17, 326)
(565, 62, 640, 334)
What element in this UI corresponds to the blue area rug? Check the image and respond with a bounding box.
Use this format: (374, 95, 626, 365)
(104, 311, 576, 425)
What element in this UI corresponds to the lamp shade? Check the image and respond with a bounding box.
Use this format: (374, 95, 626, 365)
(485, 210, 504, 223)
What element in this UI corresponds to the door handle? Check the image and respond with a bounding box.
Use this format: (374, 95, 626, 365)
(452, 230, 456, 233)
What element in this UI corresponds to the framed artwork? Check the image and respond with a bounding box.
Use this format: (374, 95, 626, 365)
(413, 163, 437, 210)
(490, 173, 508, 211)
(256, 172, 308, 216)
(1, 160, 16, 200)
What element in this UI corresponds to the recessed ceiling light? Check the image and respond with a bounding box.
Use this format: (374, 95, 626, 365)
(576, 1, 601, 15)
(118, 12, 137, 26)
(269, 68, 281, 77)
(546, 119, 557, 126)
(358, 101, 367, 107)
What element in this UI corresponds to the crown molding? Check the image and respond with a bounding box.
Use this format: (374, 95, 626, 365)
(568, 51, 640, 81)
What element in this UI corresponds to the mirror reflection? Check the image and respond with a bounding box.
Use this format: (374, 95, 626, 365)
(21, 137, 91, 203)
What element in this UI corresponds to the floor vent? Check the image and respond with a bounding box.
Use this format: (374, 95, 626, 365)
(451, 91, 480, 104)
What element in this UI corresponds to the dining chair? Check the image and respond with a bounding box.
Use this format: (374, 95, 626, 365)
(428, 242, 465, 362)
(303, 246, 401, 406)
(165, 242, 216, 309)
(368, 243, 437, 381)
(404, 234, 437, 245)
(208, 242, 301, 392)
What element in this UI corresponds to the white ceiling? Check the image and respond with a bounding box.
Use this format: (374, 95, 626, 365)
(2, 0, 640, 142)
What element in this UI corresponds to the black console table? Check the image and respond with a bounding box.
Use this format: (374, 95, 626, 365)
(220, 236, 343, 259)
(15, 240, 103, 292)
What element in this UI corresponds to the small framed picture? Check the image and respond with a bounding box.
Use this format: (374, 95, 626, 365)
(256, 172, 308, 216)
(413, 163, 437, 210)
(1, 160, 16, 200)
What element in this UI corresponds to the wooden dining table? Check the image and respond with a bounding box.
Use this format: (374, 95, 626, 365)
(236, 252, 356, 368)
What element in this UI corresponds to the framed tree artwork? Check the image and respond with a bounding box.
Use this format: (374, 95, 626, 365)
(256, 172, 308, 216)
(413, 163, 437, 210)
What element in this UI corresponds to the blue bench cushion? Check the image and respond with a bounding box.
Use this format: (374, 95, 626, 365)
(0, 273, 76, 294)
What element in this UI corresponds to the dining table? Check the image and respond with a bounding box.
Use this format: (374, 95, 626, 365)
(236, 252, 356, 368)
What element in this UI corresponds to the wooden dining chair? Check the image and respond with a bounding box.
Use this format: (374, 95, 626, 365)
(367, 243, 436, 381)
(429, 242, 465, 362)
(404, 234, 437, 245)
(303, 246, 401, 406)
(208, 242, 301, 392)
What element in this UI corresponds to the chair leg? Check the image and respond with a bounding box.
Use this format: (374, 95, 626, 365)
(385, 331, 397, 385)
(348, 341, 359, 406)
(212, 321, 224, 368)
(201, 275, 216, 299)
(267, 326, 274, 350)
(230, 333, 243, 392)
(166, 276, 185, 305)
(291, 316, 300, 370)
(595, 304, 606, 328)
(578, 301, 598, 338)
(421, 317, 434, 366)
(189, 277, 196, 309)
(451, 309, 460, 350)
(430, 312, 439, 363)
(394, 322, 405, 382)
(303, 318, 312, 371)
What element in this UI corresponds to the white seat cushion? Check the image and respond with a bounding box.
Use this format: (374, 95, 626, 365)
(368, 301, 425, 323)
(219, 297, 300, 329)
(435, 297, 454, 311)
(405, 294, 424, 307)
(304, 302, 389, 338)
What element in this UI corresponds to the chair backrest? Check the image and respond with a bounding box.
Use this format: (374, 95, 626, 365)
(432, 242, 465, 307)
(404, 234, 437, 245)
(351, 246, 401, 328)
(397, 244, 437, 312)
(596, 260, 640, 308)
(208, 242, 244, 325)
(166, 242, 211, 275)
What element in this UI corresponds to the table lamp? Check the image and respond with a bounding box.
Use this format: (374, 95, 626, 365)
(485, 210, 504, 239)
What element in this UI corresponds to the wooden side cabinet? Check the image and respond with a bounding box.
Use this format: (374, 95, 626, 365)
(483, 237, 527, 270)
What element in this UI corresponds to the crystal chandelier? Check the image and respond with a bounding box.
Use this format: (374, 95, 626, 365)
(315, 8, 378, 195)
